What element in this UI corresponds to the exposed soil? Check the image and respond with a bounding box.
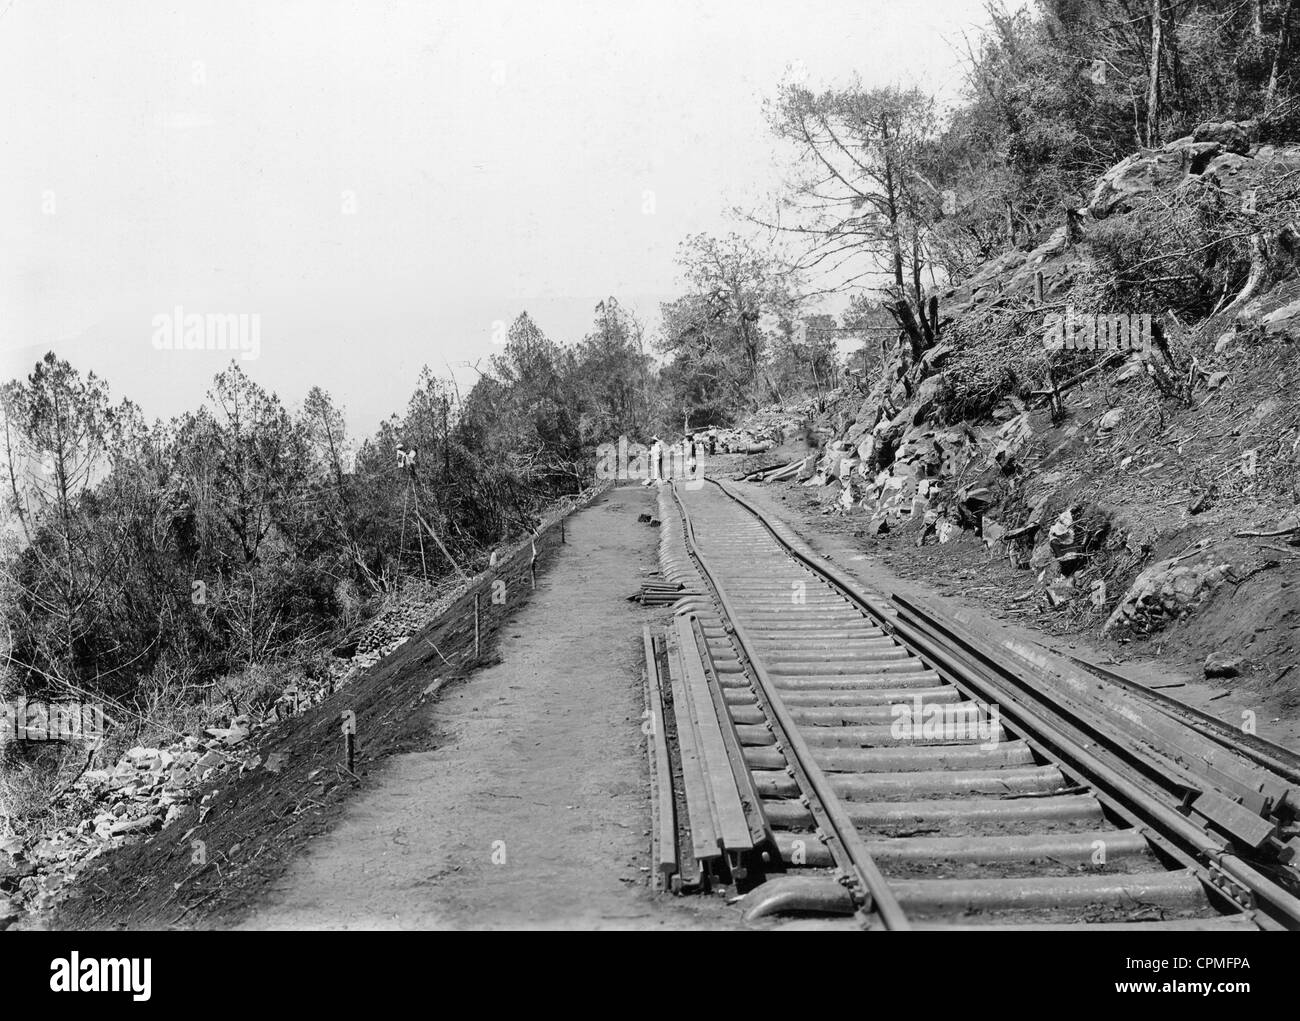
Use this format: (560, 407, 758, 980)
(238, 484, 734, 930)
(52, 486, 733, 929)
(48, 464, 1292, 932)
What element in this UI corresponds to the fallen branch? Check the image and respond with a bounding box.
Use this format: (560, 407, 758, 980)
(1029, 351, 1129, 403)
(1222, 232, 1269, 315)
(414, 510, 470, 580)
(1235, 524, 1300, 538)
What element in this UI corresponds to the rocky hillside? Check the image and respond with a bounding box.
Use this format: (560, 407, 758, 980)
(749, 120, 1300, 706)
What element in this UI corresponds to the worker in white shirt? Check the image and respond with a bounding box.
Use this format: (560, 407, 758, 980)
(396, 442, 417, 473)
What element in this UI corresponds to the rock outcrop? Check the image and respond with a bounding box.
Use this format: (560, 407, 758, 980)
(742, 119, 1300, 631)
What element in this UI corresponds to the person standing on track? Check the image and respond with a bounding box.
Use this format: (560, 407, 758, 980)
(648, 436, 663, 484)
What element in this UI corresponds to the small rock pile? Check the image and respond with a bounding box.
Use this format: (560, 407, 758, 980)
(713, 396, 823, 454)
(1, 718, 260, 928)
(327, 635, 411, 690)
(1103, 556, 1232, 636)
(330, 582, 471, 686)
(1, 490, 598, 931)
(0, 580, 461, 929)
(354, 580, 469, 657)
(356, 602, 426, 655)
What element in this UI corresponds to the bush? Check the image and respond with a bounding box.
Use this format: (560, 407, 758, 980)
(933, 312, 1042, 423)
(0, 743, 92, 840)
(1086, 180, 1276, 319)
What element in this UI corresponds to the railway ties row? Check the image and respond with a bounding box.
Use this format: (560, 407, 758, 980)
(637, 476, 1300, 931)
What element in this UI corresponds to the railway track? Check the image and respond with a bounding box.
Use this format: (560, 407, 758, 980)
(644, 476, 1300, 930)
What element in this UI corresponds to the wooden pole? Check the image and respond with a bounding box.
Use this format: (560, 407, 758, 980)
(410, 477, 428, 583)
(1036, 268, 1061, 419)
(414, 508, 469, 580)
(396, 483, 409, 594)
(341, 711, 356, 772)
(1045, 362, 1064, 422)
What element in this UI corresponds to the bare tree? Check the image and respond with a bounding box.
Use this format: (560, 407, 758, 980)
(760, 83, 943, 360)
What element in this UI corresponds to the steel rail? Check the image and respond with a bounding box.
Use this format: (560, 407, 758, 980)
(897, 597, 1296, 837)
(889, 603, 1300, 928)
(709, 479, 1296, 792)
(889, 596, 1300, 928)
(667, 480, 910, 929)
(1068, 653, 1300, 786)
(706, 476, 1300, 930)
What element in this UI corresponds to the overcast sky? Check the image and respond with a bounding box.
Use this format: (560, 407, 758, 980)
(1, 0, 1013, 436)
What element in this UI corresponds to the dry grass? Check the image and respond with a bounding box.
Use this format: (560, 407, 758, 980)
(0, 742, 94, 842)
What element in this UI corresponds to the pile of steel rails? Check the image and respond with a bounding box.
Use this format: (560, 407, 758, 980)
(735, 460, 801, 484)
(629, 579, 698, 607)
(639, 476, 1300, 930)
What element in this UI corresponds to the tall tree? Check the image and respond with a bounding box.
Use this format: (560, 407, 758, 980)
(665, 232, 799, 417)
(764, 83, 942, 358)
(0, 353, 118, 682)
(570, 298, 653, 443)
(1148, 0, 1164, 146)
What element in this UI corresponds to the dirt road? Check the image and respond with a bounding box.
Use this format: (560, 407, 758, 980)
(240, 485, 730, 930)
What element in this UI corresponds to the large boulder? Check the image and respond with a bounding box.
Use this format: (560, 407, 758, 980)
(1103, 557, 1231, 635)
(1198, 151, 1255, 199)
(1204, 651, 1246, 678)
(1088, 138, 1221, 219)
(910, 374, 946, 425)
(1192, 119, 1258, 155)
(992, 413, 1032, 469)
(1258, 298, 1300, 341)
